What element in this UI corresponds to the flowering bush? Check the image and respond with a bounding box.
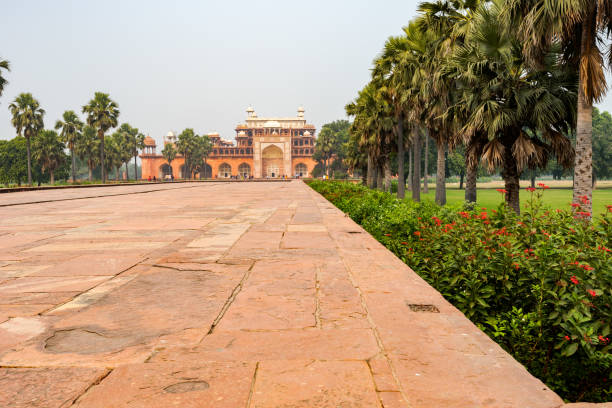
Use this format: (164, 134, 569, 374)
(308, 180, 611, 402)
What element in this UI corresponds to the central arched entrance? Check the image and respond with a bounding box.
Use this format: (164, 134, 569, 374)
(262, 145, 283, 178)
(201, 163, 212, 179)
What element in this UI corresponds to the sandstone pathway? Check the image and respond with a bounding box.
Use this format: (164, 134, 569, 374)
(0, 181, 573, 407)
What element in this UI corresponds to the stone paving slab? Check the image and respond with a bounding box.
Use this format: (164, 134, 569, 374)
(0, 181, 600, 407)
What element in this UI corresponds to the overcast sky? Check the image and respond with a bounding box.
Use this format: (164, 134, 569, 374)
(2, 0, 612, 146)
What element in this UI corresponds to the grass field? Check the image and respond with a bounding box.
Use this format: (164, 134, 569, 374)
(415, 187, 612, 215)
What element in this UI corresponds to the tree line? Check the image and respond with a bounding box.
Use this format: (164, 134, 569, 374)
(339, 0, 610, 215)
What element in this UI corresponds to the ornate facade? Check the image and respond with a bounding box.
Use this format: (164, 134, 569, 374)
(140, 107, 317, 179)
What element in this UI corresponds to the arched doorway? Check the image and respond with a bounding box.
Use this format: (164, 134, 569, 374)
(262, 145, 283, 178)
(201, 163, 212, 179)
(238, 163, 251, 178)
(159, 164, 173, 180)
(295, 163, 308, 177)
(218, 163, 231, 178)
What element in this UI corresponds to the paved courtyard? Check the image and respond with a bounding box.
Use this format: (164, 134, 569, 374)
(0, 181, 573, 407)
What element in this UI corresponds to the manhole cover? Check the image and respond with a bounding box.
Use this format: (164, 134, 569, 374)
(164, 381, 210, 393)
(406, 303, 440, 313)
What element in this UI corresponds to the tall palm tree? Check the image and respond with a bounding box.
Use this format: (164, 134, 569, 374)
(32, 129, 65, 184)
(453, 0, 576, 212)
(75, 125, 100, 181)
(55, 110, 83, 183)
(9, 93, 45, 186)
(176, 128, 198, 179)
(506, 0, 612, 213)
(82, 92, 119, 183)
(0, 58, 10, 101)
(162, 142, 177, 177)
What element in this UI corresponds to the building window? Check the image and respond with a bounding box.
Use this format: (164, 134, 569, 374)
(219, 163, 231, 178)
(238, 163, 251, 178)
(295, 163, 308, 177)
(213, 149, 218, 155)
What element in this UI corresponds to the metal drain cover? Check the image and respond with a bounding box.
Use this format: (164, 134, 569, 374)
(406, 303, 440, 313)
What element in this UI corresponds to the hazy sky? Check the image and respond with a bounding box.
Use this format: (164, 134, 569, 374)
(2, 0, 612, 146)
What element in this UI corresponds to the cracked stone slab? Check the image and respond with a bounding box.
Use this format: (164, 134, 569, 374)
(0, 366, 109, 408)
(73, 362, 256, 408)
(251, 360, 380, 408)
(152, 328, 379, 362)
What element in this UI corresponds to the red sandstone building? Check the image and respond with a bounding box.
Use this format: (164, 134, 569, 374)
(140, 107, 317, 179)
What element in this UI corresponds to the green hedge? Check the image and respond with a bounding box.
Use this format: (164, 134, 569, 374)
(308, 180, 611, 402)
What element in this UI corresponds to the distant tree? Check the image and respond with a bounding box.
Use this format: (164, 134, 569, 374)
(117, 123, 144, 180)
(55, 110, 83, 183)
(105, 133, 124, 180)
(447, 147, 466, 189)
(0, 137, 27, 186)
(82, 92, 119, 183)
(32, 130, 66, 184)
(592, 107, 612, 185)
(9, 93, 45, 185)
(75, 125, 100, 181)
(176, 128, 198, 178)
(191, 135, 213, 178)
(313, 120, 351, 178)
(161, 143, 177, 175)
(0, 58, 9, 100)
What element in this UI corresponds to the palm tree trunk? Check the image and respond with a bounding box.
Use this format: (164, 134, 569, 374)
(530, 171, 536, 188)
(408, 148, 413, 191)
(459, 171, 464, 190)
(423, 130, 429, 194)
(100, 133, 106, 183)
(71, 147, 76, 183)
(383, 158, 391, 192)
(465, 159, 478, 204)
(134, 155, 138, 180)
(204, 157, 208, 179)
(412, 128, 421, 202)
(397, 116, 405, 199)
(26, 134, 32, 186)
(50, 170, 55, 185)
(367, 152, 375, 188)
(435, 140, 446, 205)
(502, 140, 520, 214)
(573, 21, 594, 214)
(88, 161, 93, 182)
(376, 163, 384, 190)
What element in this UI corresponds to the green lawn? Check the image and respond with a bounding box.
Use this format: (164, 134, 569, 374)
(416, 187, 612, 215)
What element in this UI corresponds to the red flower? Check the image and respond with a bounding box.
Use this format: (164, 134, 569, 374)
(384, 233, 391, 237)
(599, 335, 610, 344)
(570, 276, 579, 285)
(570, 203, 580, 208)
(513, 263, 520, 270)
(413, 231, 421, 237)
(564, 335, 570, 341)
(526, 187, 536, 192)
(579, 195, 590, 205)
(588, 289, 597, 297)
(401, 241, 408, 245)
(607, 205, 612, 212)
(496, 189, 507, 194)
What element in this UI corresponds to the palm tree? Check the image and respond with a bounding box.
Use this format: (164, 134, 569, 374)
(105, 133, 124, 180)
(0, 58, 10, 100)
(453, 0, 576, 212)
(55, 111, 83, 183)
(9, 93, 45, 186)
(176, 128, 199, 179)
(32, 130, 65, 184)
(506, 0, 612, 214)
(162, 142, 177, 177)
(75, 125, 100, 181)
(82, 92, 119, 183)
